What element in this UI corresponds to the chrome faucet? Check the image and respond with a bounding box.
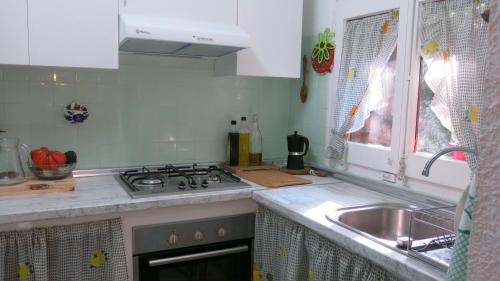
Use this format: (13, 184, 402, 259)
(421, 146, 477, 177)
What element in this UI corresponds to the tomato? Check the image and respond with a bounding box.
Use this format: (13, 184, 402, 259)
(30, 147, 48, 161)
(30, 148, 66, 168)
(31, 147, 50, 167)
(48, 151, 67, 166)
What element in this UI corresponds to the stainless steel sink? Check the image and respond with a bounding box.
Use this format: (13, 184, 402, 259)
(326, 203, 439, 251)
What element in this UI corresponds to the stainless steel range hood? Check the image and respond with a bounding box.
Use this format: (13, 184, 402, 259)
(119, 14, 250, 58)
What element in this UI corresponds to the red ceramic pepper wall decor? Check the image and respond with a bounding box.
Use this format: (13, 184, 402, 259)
(311, 28, 336, 74)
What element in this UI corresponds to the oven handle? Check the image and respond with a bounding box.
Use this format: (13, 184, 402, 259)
(148, 245, 249, 267)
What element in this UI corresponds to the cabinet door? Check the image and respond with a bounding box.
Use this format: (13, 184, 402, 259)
(216, 0, 303, 78)
(0, 0, 29, 65)
(28, 0, 118, 69)
(120, 0, 237, 25)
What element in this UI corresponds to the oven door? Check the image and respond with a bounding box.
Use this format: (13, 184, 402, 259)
(135, 239, 252, 281)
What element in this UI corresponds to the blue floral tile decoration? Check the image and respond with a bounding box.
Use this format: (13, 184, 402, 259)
(64, 102, 89, 124)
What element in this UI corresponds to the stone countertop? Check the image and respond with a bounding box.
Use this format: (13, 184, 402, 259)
(252, 183, 446, 281)
(0, 173, 340, 225)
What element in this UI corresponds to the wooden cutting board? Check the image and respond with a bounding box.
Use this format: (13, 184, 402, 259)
(237, 169, 312, 188)
(0, 176, 75, 197)
(222, 163, 312, 187)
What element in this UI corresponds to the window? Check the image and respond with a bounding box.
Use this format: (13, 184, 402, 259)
(350, 49, 397, 148)
(327, 0, 487, 192)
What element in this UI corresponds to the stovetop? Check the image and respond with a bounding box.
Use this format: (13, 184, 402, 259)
(117, 164, 251, 198)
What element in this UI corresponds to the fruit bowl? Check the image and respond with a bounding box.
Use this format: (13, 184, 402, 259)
(29, 163, 76, 180)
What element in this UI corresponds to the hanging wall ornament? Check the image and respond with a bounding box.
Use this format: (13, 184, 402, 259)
(64, 102, 89, 124)
(311, 28, 336, 74)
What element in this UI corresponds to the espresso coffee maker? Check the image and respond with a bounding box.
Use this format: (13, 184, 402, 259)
(287, 131, 309, 170)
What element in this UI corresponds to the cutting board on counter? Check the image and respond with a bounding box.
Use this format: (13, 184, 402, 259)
(0, 176, 75, 197)
(225, 164, 312, 188)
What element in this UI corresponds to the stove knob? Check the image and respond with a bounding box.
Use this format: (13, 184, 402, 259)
(201, 179, 209, 188)
(194, 231, 204, 241)
(217, 227, 226, 238)
(178, 181, 186, 190)
(168, 233, 179, 245)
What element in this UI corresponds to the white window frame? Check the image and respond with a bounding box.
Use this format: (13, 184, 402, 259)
(325, 0, 410, 175)
(324, 0, 470, 194)
(402, 0, 470, 190)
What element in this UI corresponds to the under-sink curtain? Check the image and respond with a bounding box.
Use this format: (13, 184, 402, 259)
(0, 218, 128, 281)
(418, 0, 489, 280)
(254, 206, 403, 281)
(326, 10, 399, 160)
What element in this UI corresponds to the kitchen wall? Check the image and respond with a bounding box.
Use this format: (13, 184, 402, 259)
(288, 0, 334, 164)
(0, 54, 292, 169)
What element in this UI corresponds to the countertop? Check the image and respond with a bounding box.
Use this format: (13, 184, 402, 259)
(0, 173, 340, 225)
(252, 183, 446, 281)
(0, 171, 445, 281)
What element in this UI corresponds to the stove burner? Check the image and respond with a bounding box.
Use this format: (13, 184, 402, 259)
(140, 177, 163, 185)
(207, 174, 221, 183)
(201, 179, 209, 188)
(178, 181, 186, 190)
(190, 179, 198, 188)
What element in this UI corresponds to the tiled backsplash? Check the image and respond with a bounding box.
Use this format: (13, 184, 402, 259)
(0, 54, 292, 169)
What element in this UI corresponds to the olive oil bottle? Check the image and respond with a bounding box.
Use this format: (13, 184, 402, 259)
(249, 114, 262, 165)
(227, 120, 239, 166)
(238, 117, 250, 166)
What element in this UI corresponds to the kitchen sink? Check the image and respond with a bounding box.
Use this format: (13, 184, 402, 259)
(325, 203, 440, 251)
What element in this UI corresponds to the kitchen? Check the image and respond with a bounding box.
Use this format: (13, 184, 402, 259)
(0, 0, 499, 280)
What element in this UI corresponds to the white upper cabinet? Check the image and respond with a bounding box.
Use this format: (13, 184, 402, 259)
(120, 0, 237, 25)
(27, 0, 118, 69)
(215, 0, 304, 78)
(0, 0, 29, 65)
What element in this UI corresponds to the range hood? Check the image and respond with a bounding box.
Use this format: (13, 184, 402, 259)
(119, 14, 250, 58)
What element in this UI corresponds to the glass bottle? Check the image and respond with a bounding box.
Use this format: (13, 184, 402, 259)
(249, 114, 262, 165)
(238, 117, 250, 166)
(227, 120, 239, 166)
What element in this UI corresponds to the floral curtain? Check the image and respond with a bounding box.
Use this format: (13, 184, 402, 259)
(0, 218, 128, 281)
(326, 10, 399, 160)
(418, 0, 489, 280)
(254, 206, 403, 281)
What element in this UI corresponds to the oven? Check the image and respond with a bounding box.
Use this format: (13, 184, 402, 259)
(133, 214, 254, 281)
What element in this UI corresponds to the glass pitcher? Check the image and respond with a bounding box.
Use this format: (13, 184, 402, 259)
(0, 137, 30, 185)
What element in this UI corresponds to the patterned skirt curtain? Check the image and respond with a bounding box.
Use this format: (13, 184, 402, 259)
(254, 206, 403, 281)
(254, 206, 308, 281)
(0, 218, 128, 281)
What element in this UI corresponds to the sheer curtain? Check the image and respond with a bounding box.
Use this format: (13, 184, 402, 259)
(326, 10, 399, 160)
(418, 0, 489, 280)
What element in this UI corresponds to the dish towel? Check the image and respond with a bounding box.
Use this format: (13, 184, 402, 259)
(446, 174, 476, 281)
(0, 218, 128, 281)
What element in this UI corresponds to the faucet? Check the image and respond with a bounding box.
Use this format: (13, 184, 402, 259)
(421, 146, 477, 177)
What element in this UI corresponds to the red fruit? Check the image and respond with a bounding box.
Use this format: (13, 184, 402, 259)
(48, 151, 67, 166)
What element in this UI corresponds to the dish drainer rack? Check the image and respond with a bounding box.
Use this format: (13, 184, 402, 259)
(407, 205, 456, 271)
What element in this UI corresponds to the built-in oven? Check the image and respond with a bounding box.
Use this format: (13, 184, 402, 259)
(133, 214, 254, 281)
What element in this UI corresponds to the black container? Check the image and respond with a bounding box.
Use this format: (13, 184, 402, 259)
(287, 131, 309, 170)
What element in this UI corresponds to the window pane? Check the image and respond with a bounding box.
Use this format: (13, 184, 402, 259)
(415, 60, 453, 155)
(349, 49, 396, 147)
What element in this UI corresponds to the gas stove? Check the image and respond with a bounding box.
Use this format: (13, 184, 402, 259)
(117, 163, 251, 198)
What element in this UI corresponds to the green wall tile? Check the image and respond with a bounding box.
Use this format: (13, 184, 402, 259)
(0, 54, 294, 169)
